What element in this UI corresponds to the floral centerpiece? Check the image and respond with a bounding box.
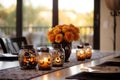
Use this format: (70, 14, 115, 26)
(47, 24, 80, 43)
(47, 24, 80, 62)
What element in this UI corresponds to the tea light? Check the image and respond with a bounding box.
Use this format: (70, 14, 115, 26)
(38, 52, 52, 70)
(85, 48, 92, 59)
(76, 49, 86, 61)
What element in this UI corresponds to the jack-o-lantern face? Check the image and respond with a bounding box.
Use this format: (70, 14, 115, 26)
(52, 56, 64, 67)
(37, 52, 52, 70)
(39, 57, 51, 68)
(22, 56, 36, 63)
(55, 57, 61, 63)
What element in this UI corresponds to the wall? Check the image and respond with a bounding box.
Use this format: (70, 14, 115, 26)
(100, 0, 120, 51)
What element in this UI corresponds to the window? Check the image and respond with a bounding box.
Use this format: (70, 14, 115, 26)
(59, 0, 94, 47)
(23, 0, 52, 47)
(0, 0, 16, 37)
(0, 0, 100, 49)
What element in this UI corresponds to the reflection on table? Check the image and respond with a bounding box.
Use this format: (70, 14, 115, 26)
(0, 50, 120, 80)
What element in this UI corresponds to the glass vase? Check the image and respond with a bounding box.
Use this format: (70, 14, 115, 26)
(61, 41, 72, 62)
(37, 46, 52, 70)
(84, 43, 92, 59)
(18, 45, 38, 69)
(52, 43, 65, 67)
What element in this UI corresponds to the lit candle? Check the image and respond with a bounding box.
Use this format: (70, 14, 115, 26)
(76, 49, 86, 61)
(85, 48, 92, 59)
(22, 57, 27, 63)
(20, 56, 37, 69)
(51, 43, 65, 67)
(53, 57, 63, 67)
(38, 56, 52, 70)
(84, 43, 92, 59)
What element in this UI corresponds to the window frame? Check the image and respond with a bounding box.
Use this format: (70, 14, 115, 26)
(16, 0, 100, 49)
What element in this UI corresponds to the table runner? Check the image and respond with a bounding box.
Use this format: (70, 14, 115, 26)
(0, 51, 114, 80)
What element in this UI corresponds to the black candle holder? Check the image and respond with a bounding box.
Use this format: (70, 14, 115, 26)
(110, 10, 120, 51)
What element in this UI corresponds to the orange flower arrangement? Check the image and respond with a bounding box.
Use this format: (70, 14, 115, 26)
(47, 24, 80, 43)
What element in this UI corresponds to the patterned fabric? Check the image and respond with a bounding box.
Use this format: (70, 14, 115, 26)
(0, 51, 114, 79)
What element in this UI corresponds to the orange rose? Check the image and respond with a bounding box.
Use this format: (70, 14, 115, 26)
(55, 33, 63, 43)
(74, 27, 80, 33)
(64, 32, 74, 42)
(55, 25, 61, 28)
(48, 34, 55, 43)
(62, 25, 69, 33)
(53, 27, 61, 34)
(74, 33, 80, 40)
(48, 29, 53, 35)
(47, 24, 80, 43)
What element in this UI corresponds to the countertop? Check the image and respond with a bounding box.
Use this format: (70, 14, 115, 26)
(31, 50, 120, 80)
(0, 50, 120, 80)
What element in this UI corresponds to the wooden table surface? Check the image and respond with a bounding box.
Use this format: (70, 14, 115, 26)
(0, 50, 120, 80)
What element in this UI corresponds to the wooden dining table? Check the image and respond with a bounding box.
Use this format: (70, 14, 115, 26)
(0, 49, 120, 80)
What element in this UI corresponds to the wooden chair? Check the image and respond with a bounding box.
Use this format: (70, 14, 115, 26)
(0, 38, 8, 53)
(6, 37, 28, 53)
(0, 37, 18, 61)
(12, 37, 27, 49)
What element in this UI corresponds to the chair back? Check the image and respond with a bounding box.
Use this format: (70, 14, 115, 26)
(6, 37, 28, 53)
(10, 37, 27, 50)
(0, 38, 8, 53)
